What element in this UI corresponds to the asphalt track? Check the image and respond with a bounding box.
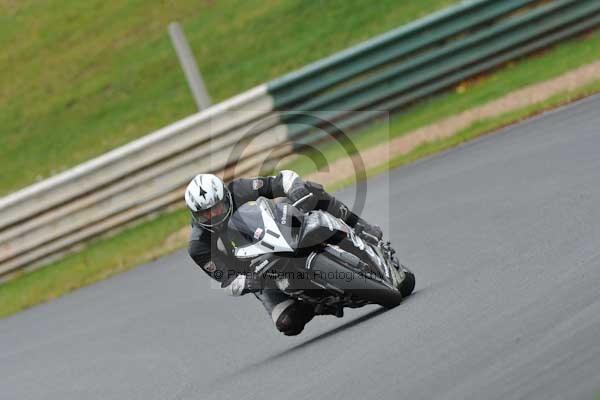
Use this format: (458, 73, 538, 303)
(2, 95, 600, 400)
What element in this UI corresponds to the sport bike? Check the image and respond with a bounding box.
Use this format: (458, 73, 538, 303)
(227, 197, 415, 316)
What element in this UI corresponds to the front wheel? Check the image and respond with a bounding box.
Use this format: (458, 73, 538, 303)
(350, 284, 403, 309)
(398, 267, 415, 298)
(308, 250, 404, 308)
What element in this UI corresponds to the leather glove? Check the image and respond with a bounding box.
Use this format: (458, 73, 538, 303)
(355, 220, 383, 244)
(241, 271, 279, 294)
(288, 182, 319, 212)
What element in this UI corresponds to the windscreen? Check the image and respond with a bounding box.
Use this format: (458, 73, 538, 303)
(227, 201, 265, 247)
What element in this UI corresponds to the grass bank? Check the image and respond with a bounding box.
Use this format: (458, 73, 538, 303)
(0, 0, 456, 196)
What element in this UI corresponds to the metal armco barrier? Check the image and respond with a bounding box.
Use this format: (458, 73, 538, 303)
(0, 0, 598, 279)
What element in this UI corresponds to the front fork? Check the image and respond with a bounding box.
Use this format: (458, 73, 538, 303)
(378, 241, 406, 290)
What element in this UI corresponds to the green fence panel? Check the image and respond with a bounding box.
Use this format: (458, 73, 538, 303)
(293, 11, 600, 147)
(265, 0, 600, 142)
(286, 0, 579, 114)
(268, 0, 538, 109)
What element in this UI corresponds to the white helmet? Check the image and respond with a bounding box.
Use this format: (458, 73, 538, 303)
(185, 174, 232, 230)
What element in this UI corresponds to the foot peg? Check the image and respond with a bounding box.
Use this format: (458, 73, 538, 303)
(315, 303, 344, 318)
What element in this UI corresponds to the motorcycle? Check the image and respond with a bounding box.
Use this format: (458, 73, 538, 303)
(227, 197, 415, 316)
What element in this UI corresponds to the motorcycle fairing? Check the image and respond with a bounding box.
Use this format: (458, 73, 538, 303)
(231, 198, 296, 258)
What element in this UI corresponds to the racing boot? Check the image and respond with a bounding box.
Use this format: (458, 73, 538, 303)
(273, 301, 315, 336)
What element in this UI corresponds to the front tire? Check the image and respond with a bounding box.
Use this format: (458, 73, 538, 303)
(350, 285, 403, 309)
(398, 267, 415, 298)
(308, 250, 404, 308)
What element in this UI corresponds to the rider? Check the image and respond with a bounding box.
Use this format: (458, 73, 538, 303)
(185, 170, 382, 336)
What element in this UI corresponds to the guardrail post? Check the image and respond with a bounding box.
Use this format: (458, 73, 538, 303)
(168, 22, 212, 111)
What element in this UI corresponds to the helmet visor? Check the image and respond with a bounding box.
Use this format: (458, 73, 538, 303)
(192, 196, 231, 227)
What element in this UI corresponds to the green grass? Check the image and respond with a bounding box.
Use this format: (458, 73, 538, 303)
(284, 30, 600, 177)
(0, 0, 456, 196)
(2, 76, 599, 319)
